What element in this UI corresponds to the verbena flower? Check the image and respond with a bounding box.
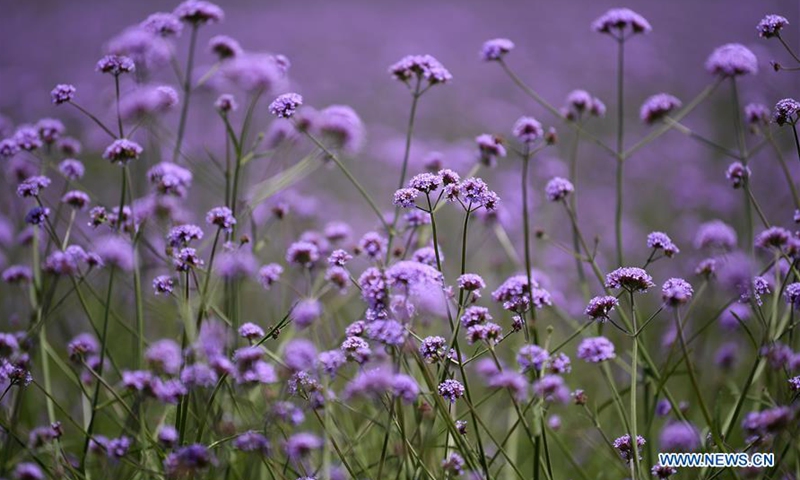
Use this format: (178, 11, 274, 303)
(725, 161, 750, 189)
(544, 177, 574, 202)
(651, 464, 678, 479)
(640, 93, 681, 124)
(441, 452, 465, 476)
(591, 8, 652, 37)
(141, 12, 183, 37)
(209, 35, 242, 60)
(517, 344, 549, 373)
(174, 0, 224, 24)
(164, 444, 216, 477)
(659, 421, 700, 452)
(420, 336, 448, 363)
(50, 84, 76, 104)
(233, 431, 270, 454)
(389, 54, 452, 86)
(757, 14, 789, 38)
(754, 226, 790, 250)
(481, 38, 515, 61)
(533, 374, 570, 404)
(17, 176, 51, 198)
(492, 274, 552, 312)
(258, 263, 283, 289)
(438, 379, 465, 403)
(613, 434, 646, 463)
(393, 188, 419, 208)
(475, 134, 506, 166)
(605, 267, 655, 292)
(215, 94, 238, 113)
(646, 231, 679, 257)
(577, 336, 616, 363)
(661, 278, 694, 306)
(357, 231, 387, 259)
(103, 139, 143, 165)
(705, 44, 758, 77)
(584, 295, 619, 321)
(59, 159, 85, 180)
(562, 90, 606, 120)
(773, 98, 800, 126)
(284, 433, 322, 461)
(317, 105, 365, 154)
(784, 282, 800, 309)
(695, 220, 737, 250)
(269, 93, 303, 118)
(512, 116, 544, 144)
(744, 103, 770, 126)
(205, 206, 236, 232)
(96, 54, 136, 75)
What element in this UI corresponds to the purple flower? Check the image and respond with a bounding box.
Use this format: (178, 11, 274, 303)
(725, 161, 751, 189)
(548, 352, 571, 374)
(742, 406, 793, 437)
(544, 177, 574, 202)
(512, 116, 544, 144)
(13, 463, 44, 480)
(438, 379, 465, 403)
(50, 83, 76, 104)
(481, 38, 515, 61)
(715, 342, 739, 369)
(205, 206, 236, 232)
(284, 433, 322, 461)
(174, 0, 224, 24)
(492, 274, 552, 313)
(2, 265, 32, 284)
(420, 336, 448, 363)
(409, 172, 443, 193)
(784, 282, 800, 309)
(705, 43, 758, 77)
(357, 231, 387, 259)
(466, 322, 502, 345)
(789, 376, 800, 391)
(96, 54, 135, 75)
(475, 134, 506, 166)
(164, 444, 216, 477)
(755, 226, 790, 250)
(744, 103, 771, 126)
(389, 54, 452, 86)
(95, 235, 134, 271)
(359, 267, 388, 319)
(659, 421, 700, 452)
(61, 190, 90, 210)
(757, 14, 789, 38)
(215, 249, 257, 280)
(167, 224, 204, 247)
(103, 139, 143, 165)
(613, 434, 646, 463)
(366, 319, 407, 346)
(577, 336, 616, 363)
(442, 453, 465, 476)
(585, 295, 619, 321)
(640, 93, 681, 124)
(646, 231, 679, 257)
(239, 322, 265, 340)
(258, 263, 283, 289)
(180, 364, 218, 388)
(341, 336, 371, 364)
(393, 188, 419, 208)
(517, 344, 550, 373)
(146, 339, 182, 375)
(282, 338, 317, 372)
(327, 249, 352, 267)
(592, 8, 652, 37)
(107, 436, 131, 458)
(563, 90, 606, 119)
(773, 98, 800, 126)
(651, 464, 678, 479)
(317, 349, 346, 377)
(13, 126, 43, 151)
(233, 346, 277, 384)
(695, 220, 737, 250)
(17, 176, 51, 198)
(605, 267, 654, 293)
(460, 306, 492, 327)
(173, 247, 203, 271)
(458, 273, 485, 294)
(148, 162, 193, 197)
(661, 278, 694, 306)
(317, 105, 365, 154)
(141, 12, 183, 37)
(59, 159, 85, 180)
(233, 431, 270, 454)
(533, 374, 570, 404)
(209, 35, 242, 60)
(286, 241, 320, 268)
(215, 94, 238, 113)
(269, 93, 303, 118)
(291, 299, 322, 329)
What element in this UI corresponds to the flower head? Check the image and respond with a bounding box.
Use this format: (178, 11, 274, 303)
(481, 38, 515, 61)
(705, 44, 758, 77)
(389, 54, 452, 86)
(269, 93, 303, 119)
(51, 84, 76, 104)
(512, 116, 544, 144)
(103, 139, 143, 165)
(592, 8, 652, 37)
(605, 267, 655, 292)
(438, 379, 465, 403)
(613, 434, 646, 463)
(725, 161, 751, 188)
(174, 0, 224, 24)
(209, 35, 242, 60)
(544, 177, 574, 202)
(96, 55, 135, 75)
(640, 93, 681, 124)
(646, 231, 679, 257)
(577, 336, 616, 363)
(757, 14, 789, 38)
(585, 295, 619, 321)
(661, 278, 694, 306)
(773, 98, 800, 126)
(205, 206, 236, 232)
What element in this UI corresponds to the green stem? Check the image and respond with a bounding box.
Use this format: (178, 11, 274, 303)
(172, 24, 199, 163)
(614, 38, 625, 267)
(629, 291, 640, 479)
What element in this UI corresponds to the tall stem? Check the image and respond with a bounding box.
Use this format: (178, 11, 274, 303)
(569, 125, 589, 298)
(614, 38, 626, 267)
(521, 155, 538, 345)
(629, 291, 640, 479)
(172, 24, 199, 163)
(730, 79, 753, 253)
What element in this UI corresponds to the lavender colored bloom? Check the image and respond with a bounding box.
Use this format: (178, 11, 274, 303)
(661, 278, 694, 306)
(341, 336, 371, 364)
(209, 35, 242, 60)
(327, 249, 352, 266)
(533, 374, 570, 404)
(36, 118, 64, 144)
(167, 224, 204, 247)
(390, 374, 420, 403)
(96, 54, 135, 75)
(173, 247, 203, 271)
(640, 93, 681, 124)
(695, 220, 737, 250)
(103, 139, 143, 165)
(789, 376, 800, 391)
(481, 38, 515, 61)
(773, 98, 800, 126)
(67, 333, 98, 362)
(215, 93, 238, 113)
(174, 0, 224, 24)
(2, 265, 32, 284)
(239, 322, 265, 340)
(233, 346, 277, 384)
(651, 464, 678, 479)
(146, 339, 182, 375)
(222, 53, 287, 92)
(317, 105, 364, 153)
(420, 336, 448, 363)
(141, 12, 183, 37)
(705, 43, 758, 77)
(95, 235, 134, 271)
(592, 8, 651, 36)
(0, 137, 20, 157)
(269, 93, 303, 118)
(460, 305, 492, 327)
(742, 406, 793, 437)
(148, 162, 193, 198)
(357, 231, 388, 259)
(257, 263, 283, 289)
(475, 134, 506, 166)
(744, 103, 770, 126)
(563, 90, 606, 119)
(725, 161, 751, 189)
(13, 463, 44, 480)
(359, 267, 388, 318)
(605, 267, 655, 293)
(647, 231, 680, 257)
(283, 338, 317, 372)
(164, 444, 216, 477)
(285, 433, 322, 461)
(389, 54, 452, 85)
(757, 14, 789, 38)
(215, 249, 257, 280)
(408, 172, 442, 193)
(577, 336, 616, 363)
(544, 177, 574, 202)
(205, 206, 236, 232)
(291, 299, 322, 329)
(784, 282, 800, 309)
(755, 226, 790, 249)
(492, 274, 552, 312)
(59, 159, 85, 180)
(512, 116, 544, 144)
(107, 436, 131, 458)
(157, 425, 178, 448)
(613, 434, 646, 463)
(317, 349, 345, 377)
(366, 319, 407, 346)
(442, 452, 465, 476)
(393, 188, 419, 208)
(714, 342, 739, 369)
(585, 295, 619, 321)
(61, 190, 90, 210)
(233, 431, 270, 454)
(660, 421, 700, 452)
(466, 322, 502, 345)
(13, 126, 42, 151)
(25, 206, 49, 225)
(548, 352, 572, 374)
(324, 222, 352, 243)
(517, 344, 550, 373)
(180, 363, 218, 388)
(438, 379, 465, 403)
(17, 175, 51, 198)
(51, 84, 76, 104)
(286, 241, 320, 267)
(458, 273, 485, 293)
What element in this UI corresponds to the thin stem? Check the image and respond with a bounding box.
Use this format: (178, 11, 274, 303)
(765, 130, 800, 209)
(521, 154, 538, 344)
(777, 34, 800, 63)
(614, 38, 625, 267)
(792, 124, 800, 166)
(114, 75, 124, 138)
(172, 24, 199, 163)
(629, 291, 640, 479)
